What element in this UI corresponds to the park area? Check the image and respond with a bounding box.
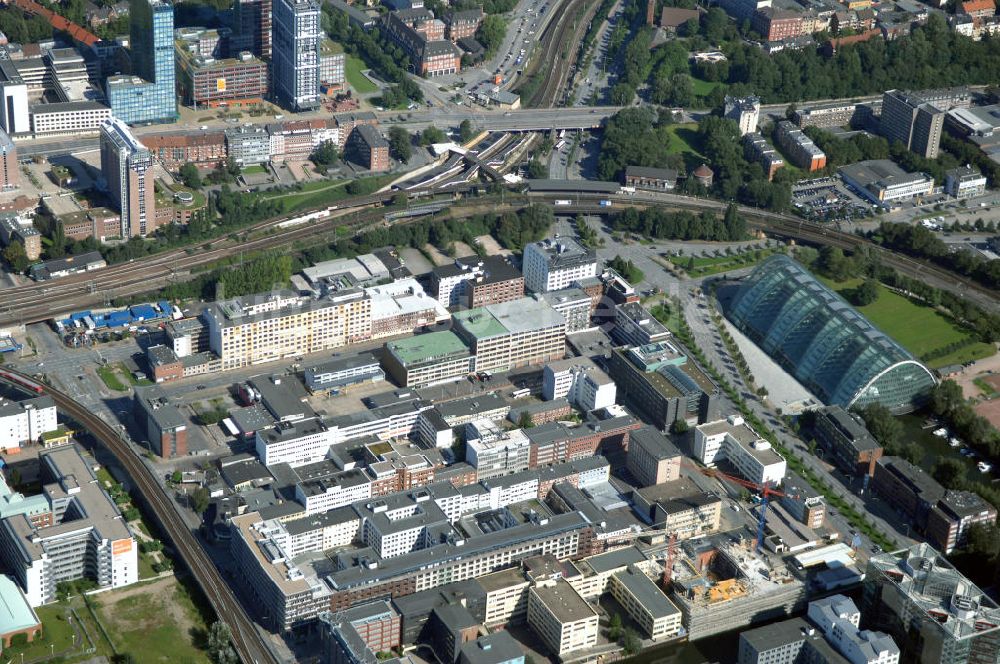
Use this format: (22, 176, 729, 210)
(346, 55, 378, 94)
(664, 123, 705, 171)
(823, 277, 995, 369)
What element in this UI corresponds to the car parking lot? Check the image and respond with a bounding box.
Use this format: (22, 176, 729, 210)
(792, 176, 874, 221)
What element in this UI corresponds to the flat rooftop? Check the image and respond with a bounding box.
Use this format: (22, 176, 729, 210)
(613, 565, 680, 619)
(385, 331, 470, 366)
(531, 578, 597, 624)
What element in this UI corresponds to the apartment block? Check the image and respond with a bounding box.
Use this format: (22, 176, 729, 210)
(626, 425, 682, 487)
(632, 477, 723, 536)
(0, 396, 57, 452)
(133, 386, 188, 458)
(743, 132, 784, 180)
(479, 567, 531, 628)
(694, 415, 786, 486)
(775, 120, 827, 171)
(445, 8, 483, 41)
(348, 124, 390, 172)
(0, 216, 40, 262)
(527, 580, 599, 657)
(203, 290, 372, 370)
(452, 297, 566, 373)
(225, 125, 271, 166)
(751, 8, 804, 41)
(522, 237, 597, 293)
(430, 256, 524, 309)
(141, 131, 227, 169)
(793, 101, 864, 129)
(880, 90, 945, 159)
(613, 302, 671, 347)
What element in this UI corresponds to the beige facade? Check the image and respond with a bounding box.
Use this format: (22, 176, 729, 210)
(479, 567, 531, 627)
(527, 580, 599, 657)
(609, 566, 682, 640)
(205, 292, 373, 369)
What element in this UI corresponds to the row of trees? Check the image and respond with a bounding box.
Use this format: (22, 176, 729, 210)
(722, 16, 1000, 103)
(802, 127, 890, 170)
(870, 222, 1000, 290)
(609, 204, 747, 242)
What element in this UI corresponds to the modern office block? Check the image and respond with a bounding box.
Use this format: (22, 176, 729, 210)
(881, 90, 945, 159)
(99, 118, 157, 238)
(0, 48, 30, 135)
(234, 0, 272, 58)
(106, 0, 176, 124)
(272, 0, 321, 111)
(522, 237, 597, 293)
(0, 128, 18, 189)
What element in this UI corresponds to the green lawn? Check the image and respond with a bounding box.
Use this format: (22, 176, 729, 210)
(0, 605, 78, 662)
(664, 123, 706, 171)
(241, 164, 267, 175)
(691, 75, 722, 96)
(346, 55, 378, 94)
(96, 365, 128, 392)
(265, 175, 396, 214)
(822, 277, 995, 368)
(680, 248, 779, 278)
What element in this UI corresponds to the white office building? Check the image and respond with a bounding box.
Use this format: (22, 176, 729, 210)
(542, 357, 616, 411)
(466, 421, 531, 480)
(694, 415, 786, 486)
(522, 237, 597, 293)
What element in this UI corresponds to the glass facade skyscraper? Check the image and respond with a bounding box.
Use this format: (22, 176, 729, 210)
(271, 0, 321, 111)
(106, 0, 177, 125)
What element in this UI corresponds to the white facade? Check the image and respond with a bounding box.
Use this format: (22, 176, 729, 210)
(295, 478, 372, 515)
(0, 80, 29, 135)
(542, 360, 616, 411)
(694, 415, 786, 486)
(255, 419, 336, 467)
(522, 238, 597, 293)
(466, 422, 530, 480)
(31, 104, 111, 136)
(0, 397, 58, 450)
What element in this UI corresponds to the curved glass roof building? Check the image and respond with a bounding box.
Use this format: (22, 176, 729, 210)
(727, 255, 936, 413)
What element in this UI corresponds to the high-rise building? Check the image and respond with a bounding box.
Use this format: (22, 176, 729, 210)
(880, 90, 945, 159)
(234, 0, 272, 59)
(271, 0, 321, 111)
(0, 128, 18, 190)
(106, 0, 177, 125)
(100, 118, 157, 238)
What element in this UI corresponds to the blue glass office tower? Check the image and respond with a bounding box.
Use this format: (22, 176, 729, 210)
(106, 0, 177, 125)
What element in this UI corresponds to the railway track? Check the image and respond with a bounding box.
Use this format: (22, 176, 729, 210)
(520, 0, 598, 107)
(0, 369, 280, 664)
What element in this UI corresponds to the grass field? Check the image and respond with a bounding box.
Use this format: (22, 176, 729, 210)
(823, 277, 995, 368)
(691, 76, 722, 96)
(241, 164, 267, 175)
(680, 248, 779, 278)
(96, 364, 128, 392)
(265, 175, 395, 214)
(664, 123, 705, 171)
(346, 55, 378, 94)
(0, 605, 78, 662)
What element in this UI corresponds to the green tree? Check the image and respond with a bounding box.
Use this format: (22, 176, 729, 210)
(848, 278, 880, 306)
(525, 159, 547, 179)
(610, 82, 636, 106)
(190, 487, 211, 514)
(857, 403, 902, 451)
(622, 628, 641, 655)
(311, 140, 339, 166)
(225, 156, 241, 179)
(517, 411, 534, 429)
(671, 419, 689, 434)
(608, 613, 623, 640)
(388, 126, 413, 163)
(932, 458, 967, 490)
(2, 242, 28, 273)
(476, 14, 507, 56)
(459, 119, 476, 144)
(420, 125, 447, 146)
(179, 163, 202, 189)
(816, 246, 853, 281)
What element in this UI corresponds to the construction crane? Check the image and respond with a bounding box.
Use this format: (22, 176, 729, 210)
(690, 465, 788, 552)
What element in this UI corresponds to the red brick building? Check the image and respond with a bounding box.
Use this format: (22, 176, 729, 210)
(176, 51, 269, 108)
(348, 125, 390, 172)
(751, 8, 804, 41)
(445, 8, 483, 41)
(142, 131, 227, 169)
